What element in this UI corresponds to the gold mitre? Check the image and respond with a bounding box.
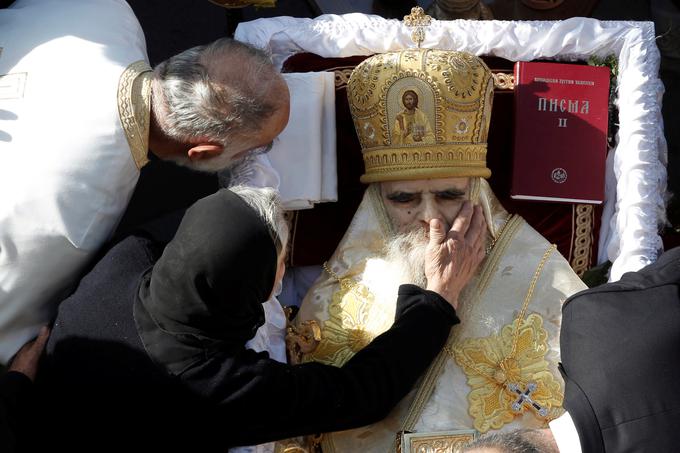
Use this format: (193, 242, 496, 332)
(347, 48, 494, 183)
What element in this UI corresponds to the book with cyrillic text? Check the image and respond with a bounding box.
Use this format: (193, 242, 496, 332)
(511, 61, 610, 204)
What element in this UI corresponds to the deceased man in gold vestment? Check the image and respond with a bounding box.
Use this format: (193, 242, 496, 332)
(291, 49, 587, 453)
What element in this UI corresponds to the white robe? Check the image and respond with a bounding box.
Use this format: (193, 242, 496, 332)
(0, 0, 149, 361)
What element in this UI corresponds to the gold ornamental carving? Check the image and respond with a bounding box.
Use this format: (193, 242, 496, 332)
(331, 67, 356, 90)
(403, 7, 432, 48)
(346, 49, 495, 183)
(285, 318, 321, 365)
(569, 204, 594, 276)
(492, 72, 515, 90)
(402, 430, 477, 453)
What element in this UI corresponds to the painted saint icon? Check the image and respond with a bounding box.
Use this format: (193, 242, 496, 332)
(392, 90, 435, 145)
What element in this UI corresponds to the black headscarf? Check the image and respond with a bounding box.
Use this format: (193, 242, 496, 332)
(134, 189, 278, 375)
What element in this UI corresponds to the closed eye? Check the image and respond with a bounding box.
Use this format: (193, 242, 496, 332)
(386, 192, 417, 203)
(433, 189, 466, 200)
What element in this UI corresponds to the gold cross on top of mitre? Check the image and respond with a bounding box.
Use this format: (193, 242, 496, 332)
(403, 6, 432, 48)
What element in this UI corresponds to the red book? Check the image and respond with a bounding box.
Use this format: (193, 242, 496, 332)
(511, 61, 610, 204)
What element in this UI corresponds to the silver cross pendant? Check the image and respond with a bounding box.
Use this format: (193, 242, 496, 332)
(508, 382, 549, 417)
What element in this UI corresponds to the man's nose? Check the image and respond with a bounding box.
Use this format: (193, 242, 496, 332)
(418, 198, 444, 226)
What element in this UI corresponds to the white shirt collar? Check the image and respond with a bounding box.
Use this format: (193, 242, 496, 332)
(549, 410, 582, 453)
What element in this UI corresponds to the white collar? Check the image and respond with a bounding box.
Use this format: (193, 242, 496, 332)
(549, 410, 582, 453)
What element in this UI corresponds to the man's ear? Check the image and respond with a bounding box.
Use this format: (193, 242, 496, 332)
(187, 143, 224, 161)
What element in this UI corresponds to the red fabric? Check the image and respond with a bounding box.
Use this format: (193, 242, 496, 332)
(282, 53, 601, 271)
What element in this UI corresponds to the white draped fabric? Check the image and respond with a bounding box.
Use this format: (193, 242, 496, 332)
(235, 15, 667, 281)
(238, 72, 338, 210)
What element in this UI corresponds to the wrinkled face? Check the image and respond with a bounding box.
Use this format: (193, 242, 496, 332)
(380, 177, 470, 235)
(403, 92, 417, 110)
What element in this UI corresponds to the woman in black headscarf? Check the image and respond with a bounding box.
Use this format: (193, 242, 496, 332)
(36, 187, 485, 452)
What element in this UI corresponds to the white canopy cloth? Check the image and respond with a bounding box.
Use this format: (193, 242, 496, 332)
(235, 15, 667, 281)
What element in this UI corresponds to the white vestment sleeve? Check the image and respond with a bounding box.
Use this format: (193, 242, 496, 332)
(0, 0, 148, 362)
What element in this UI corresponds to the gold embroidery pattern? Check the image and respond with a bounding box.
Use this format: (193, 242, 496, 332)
(453, 314, 563, 433)
(302, 267, 377, 367)
(570, 204, 594, 276)
(117, 60, 152, 169)
(450, 245, 563, 433)
(403, 431, 476, 453)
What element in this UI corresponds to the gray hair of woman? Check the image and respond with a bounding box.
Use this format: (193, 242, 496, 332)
(229, 185, 289, 260)
(152, 38, 284, 154)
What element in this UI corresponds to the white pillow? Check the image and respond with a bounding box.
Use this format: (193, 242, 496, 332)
(0, 0, 148, 362)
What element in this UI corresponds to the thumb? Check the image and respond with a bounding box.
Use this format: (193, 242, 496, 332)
(428, 218, 445, 246)
(32, 325, 50, 353)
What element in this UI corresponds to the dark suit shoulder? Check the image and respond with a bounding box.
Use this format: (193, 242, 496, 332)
(564, 246, 680, 307)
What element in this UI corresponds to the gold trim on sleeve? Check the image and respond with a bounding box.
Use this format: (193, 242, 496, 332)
(117, 60, 153, 169)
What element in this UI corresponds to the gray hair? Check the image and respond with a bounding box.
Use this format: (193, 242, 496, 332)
(229, 186, 288, 258)
(152, 38, 283, 149)
(461, 429, 559, 453)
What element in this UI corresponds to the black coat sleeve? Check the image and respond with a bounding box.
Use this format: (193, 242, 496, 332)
(181, 284, 459, 448)
(0, 371, 33, 453)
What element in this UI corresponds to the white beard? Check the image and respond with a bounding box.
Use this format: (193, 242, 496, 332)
(383, 228, 428, 288)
